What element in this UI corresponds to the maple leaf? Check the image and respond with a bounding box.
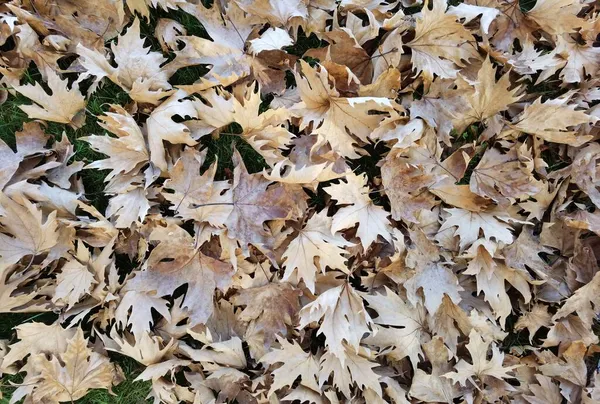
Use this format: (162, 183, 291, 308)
(31, 328, 118, 402)
(0, 193, 59, 267)
(292, 61, 393, 158)
(14, 68, 85, 127)
(407, 0, 479, 81)
(282, 210, 353, 292)
(324, 172, 392, 250)
(259, 337, 319, 396)
(299, 282, 373, 358)
(444, 330, 519, 387)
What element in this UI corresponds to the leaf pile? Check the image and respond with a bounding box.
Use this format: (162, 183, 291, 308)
(1, 0, 600, 403)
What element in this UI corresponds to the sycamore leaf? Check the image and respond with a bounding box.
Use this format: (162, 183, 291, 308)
(260, 337, 319, 396)
(77, 18, 172, 103)
(0, 122, 49, 189)
(319, 348, 382, 398)
(0, 193, 58, 267)
(512, 97, 593, 145)
(444, 330, 519, 386)
(515, 304, 552, 342)
(470, 147, 541, 206)
(448, 4, 500, 34)
(299, 282, 373, 358)
(193, 83, 294, 165)
(526, 0, 587, 36)
(232, 282, 301, 358)
(523, 375, 562, 404)
(407, 0, 479, 80)
(405, 262, 463, 314)
(363, 287, 426, 367)
(126, 226, 234, 327)
(439, 208, 515, 250)
(181, 337, 247, 369)
(225, 151, 300, 247)
(82, 106, 149, 181)
(409, 338, 460, 403)
(115, 290, 171, 337)
(552, 270, 600, 327)
(32, 328, 117, 403)
(282, 210, 353, 292)
(249, 28, 294, 54)
(52, 256, 97, 310)
(539, 341, 588, 386)
(324, 172, 392, 250)
(292, 61, 393, 158)
(145, 89, 197, 172)
(2, 323, 76, 369)
(467, 57, 521, 122)
(162, 148, 232, 226)
(14, 69, 85, 126)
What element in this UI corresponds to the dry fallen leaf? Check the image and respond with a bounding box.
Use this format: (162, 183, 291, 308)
(1, 0, 600, 402)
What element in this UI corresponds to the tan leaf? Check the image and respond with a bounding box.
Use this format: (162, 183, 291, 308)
(292, 61, 393, 158)
(282, 210, 352, 292)
(444, 330, 519, 386)
(32, 328, 117, 402)
(0, 193, 58, 267)
(299, 282, 373, 358)
(512, 96, 593, 145)
(83, 106, 149, 181)
(225, 151, 301, 247)
(260, 337, 319, 395)
(14, 69, 85, 126)
(324, 172, 392, 249)
(407, 0, 479, 80)
(409, 338, 461, 403)
(232, 282, 301, 358)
